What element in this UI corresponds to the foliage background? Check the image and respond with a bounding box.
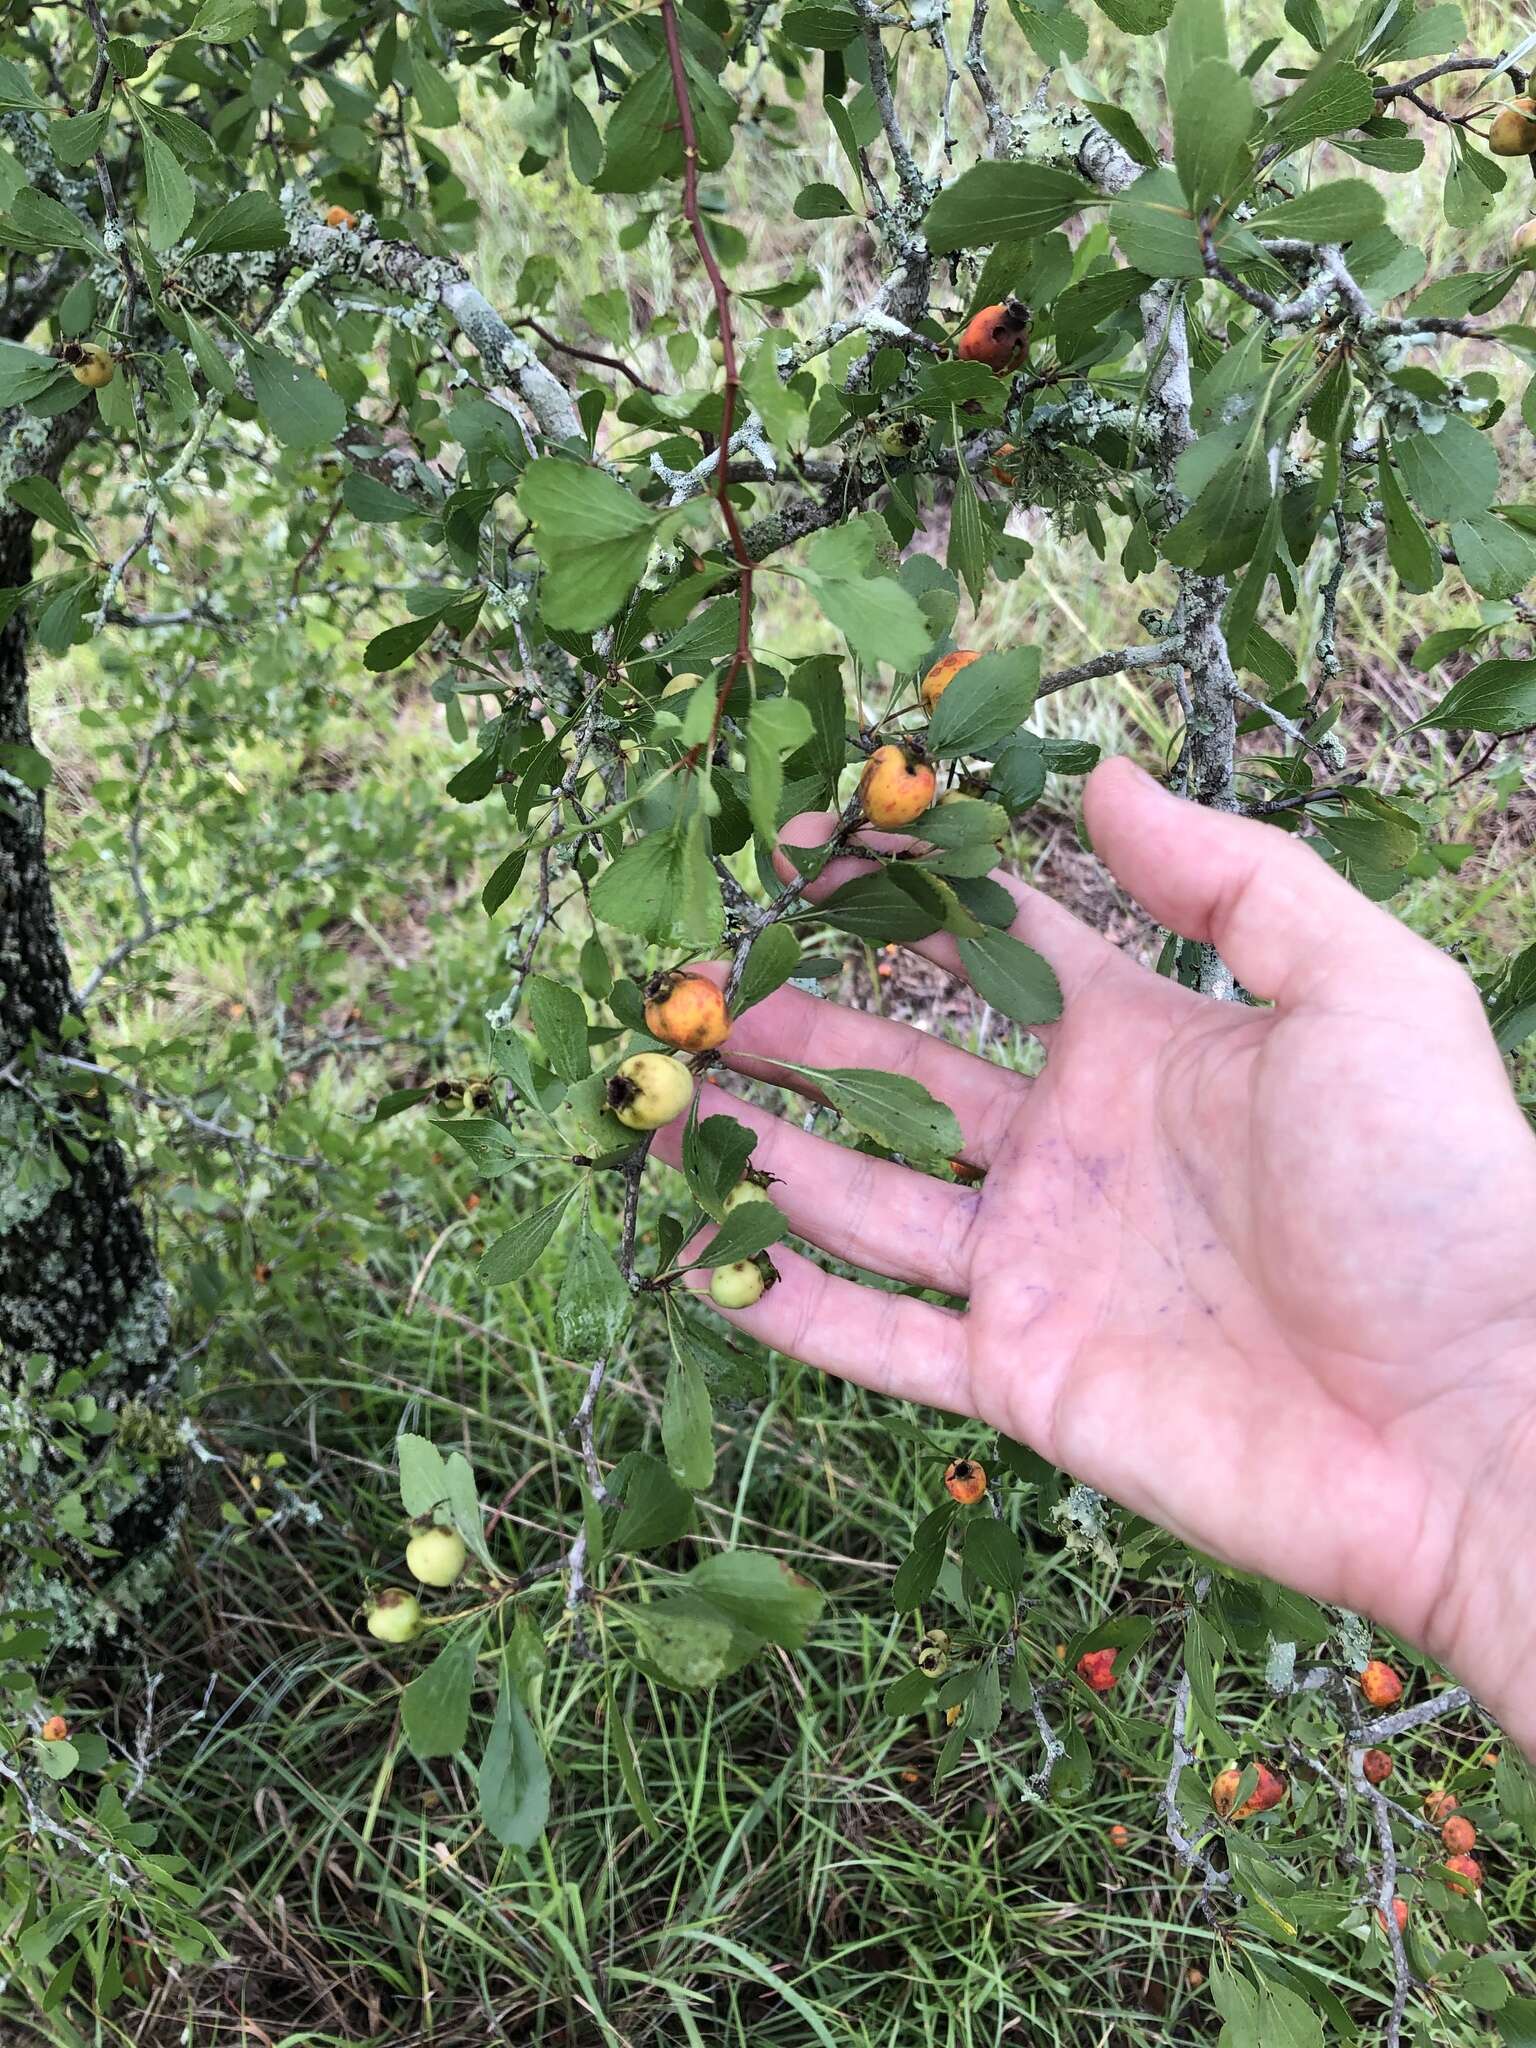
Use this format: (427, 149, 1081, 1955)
(5, 0, 1535, 2039)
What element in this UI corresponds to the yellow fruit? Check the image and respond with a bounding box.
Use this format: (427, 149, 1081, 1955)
(943, 1457, 987, 1505)
(1513, 219, 1536, 264)
(723, 1180, 777, 1215)
(324, 203, 358, 228)
(1489, 96, 1536, 154)
(921, 649, 981, 714)
(69, 342, 115, 389)
(710, 1259, 766, 1309)
(606, 1052, 692, 1130)
(405, 1525, 468, 1587)
(857, 744, 937, 829)
(40, 1715, 69, 1741)
(365, 1589, 423, 1644)
(644, 969, 731, 1052)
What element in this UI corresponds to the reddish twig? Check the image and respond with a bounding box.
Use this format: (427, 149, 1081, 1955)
(658, 0, 754, 767)
(513, 315, 658, 393)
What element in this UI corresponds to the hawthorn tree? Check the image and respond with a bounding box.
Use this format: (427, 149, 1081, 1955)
(3, 0, 1536, 2031)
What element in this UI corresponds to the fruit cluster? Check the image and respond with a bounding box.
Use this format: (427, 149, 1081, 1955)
(364, 1521, 470, 1644)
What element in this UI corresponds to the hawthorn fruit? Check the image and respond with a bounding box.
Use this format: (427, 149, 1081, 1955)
(365, 1588, 423, 1644)
(1423, 1788, 1458, 1822)
(66, 341, 115, 388)
(875, 417, 923, 458)
(943, 1457, 987, 1504)
(1358, 1658, 1403, 1707)
(1441, 1812, 1477, 1855)
(1489, 94, 1536, 154)
(1107, 1822, 1131, 1850)
(607, 1052, 692, 1129)
(1075, 1646, 1118, 1695)
(1362, 1747, 1393, 1785)
(40, 1714, 69, 1741)
(957, 296, 1031, 373)
(405, 1524, 468, 1587)
(989, 440, 1019, 484)
(644, 969, 731, 1052)
(920, 649, 980, 715)
(1514, 219, 1536, 262)
(1211, 1761, 1288, 1819)
(857, 743, 936, 828)
(324, 203, 359, 227)
(1376, 1898, 1410, 1936)
(1443, 1851, 1482, 1895)
(711, 1259, 766, 1309)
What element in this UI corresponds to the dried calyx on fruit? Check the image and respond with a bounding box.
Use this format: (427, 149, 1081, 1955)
(643, 969, 731, 1052)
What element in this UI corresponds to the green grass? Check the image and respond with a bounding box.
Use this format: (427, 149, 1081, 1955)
(9, 2, 1536, 2041)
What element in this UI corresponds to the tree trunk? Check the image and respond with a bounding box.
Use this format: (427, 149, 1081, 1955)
(0, 498, 182, 1655)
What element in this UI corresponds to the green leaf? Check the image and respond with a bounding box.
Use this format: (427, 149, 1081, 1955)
(927, 649, 1041, 757)
(477, 1189, 576, 1286)
(1094, 0, 1174, 26)
(662, 1338, 714, 1490)
(0, 741, 52, 791)
(186, 192, 287, 256)
(736, 922, 801, 1011)
(1253, 178, 1384, 241)
(682, 1110, 758, 1214)
(955, 930, 1063, 1026)
(793, 181, 855, 220)
(441, 1117, 525, 1176)
(555, 1213, 632, 1359)
(444, 1451, 493, 1569)
(35, 1736, 79, 1780)
(1377, 438, 1442, 594)
(49, 108, 110, 168)
(1495, 1744, 1536, 1845)
(0, 187, 102, 255)
(246, 342, 347, 451)
(964, 1516, 1027, 1595)
(138, 126, 195, 252)
(747, 694, 814, 845)
(686, 1198, 787, 1268)
(1172, 60, 1254, 209)
(922, 162, 1098, 251)
(479, 1653, 550, 1848)
(627, 1593, 739, 1686)
(590, 819, 724, 951)
(519, 459, 658, 631)
(1393, 418, 1500, 524)
(189, 0, 266, 37)
(0, 342, 68, 409)
(803, 522, 931, 670)
(814, 869, 946, 943)
(612, 1453, 695, 1551)
(884, 1668, 936, 1716)
(1449, 512, 1536, 599)
(397, 1433, 450, 1516)
(1415, 658, 1536, 734)
(7, 474, 93, 550)
(807, 1067, 963, 1161)
(526, 974, 590, 1082)
(1267, 59, 1376, 145)
(403, 1630, 480, 1759)
(685, 1551, 824, 1648)
(891, 1500, 956, 1608)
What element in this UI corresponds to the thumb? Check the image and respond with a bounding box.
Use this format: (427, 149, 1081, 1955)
(1083, 757, 1449, 1005)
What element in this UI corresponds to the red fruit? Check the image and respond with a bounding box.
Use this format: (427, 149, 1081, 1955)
(1075, 1647, 1118, 1694)
(1359, 1659, 1403, 1708)
(1443, 1852, 1482, 1895)
(1107, 1822, 1130, 1850)
(920, 649, 980, 715)
(643, 969, 731, 1053)
(956, 297, 1031, 374)
(40, 1715, 69, 1742)
(943, 1457, 987, 1505)
(1212, 1761, 1288, 1820)
(1423, 1789, 1458, 1823)
(1441, 1813, 1477, 1855)
(1362, 1748, 1393, 1785)
(857, 744, 936, 829)
(1376, 1898, 1410, 1936)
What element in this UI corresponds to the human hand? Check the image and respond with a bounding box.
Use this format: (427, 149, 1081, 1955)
(656, 758, 1536, 1751)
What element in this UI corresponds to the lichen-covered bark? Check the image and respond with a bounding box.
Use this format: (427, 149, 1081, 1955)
(0, 494, 182, 1651)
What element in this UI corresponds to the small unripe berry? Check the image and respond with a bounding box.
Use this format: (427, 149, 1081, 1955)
(875, 417, 923, 458)
(68, 342, 115, 388)
(1212, 1761, 1288, 1819)
(920, 649, 980, 715)
(1489, 95, 1536, 154)
(857, 743, 936, 829)
(1358, 1659, 1403, 1708)
(956, 296, 1031, 373)
(943, 1457, 986, 1505)
(365, 1588, 423, 1644)
(1376, 1898, 1410, 1936)
(405, 1524, 468, 1587)
(40, 1715, 69, 1741)
(1441, 1813, 1477, 1855)
(710, 1259, 766, 1310)
(1443, 1851, 1482, 1895)
(607, 1052, 692, 1130)
(1075, 1647, 1118, 1695)
(643, 969, 731, 1053)
(722, 1179, 776, 1215)
(1362, 1748, 1393, 1785)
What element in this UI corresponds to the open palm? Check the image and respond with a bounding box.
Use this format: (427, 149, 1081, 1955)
(657, 759, 1536, 1734)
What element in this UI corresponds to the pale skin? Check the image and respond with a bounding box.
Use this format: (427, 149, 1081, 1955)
(656, 758, 1536, 1755)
